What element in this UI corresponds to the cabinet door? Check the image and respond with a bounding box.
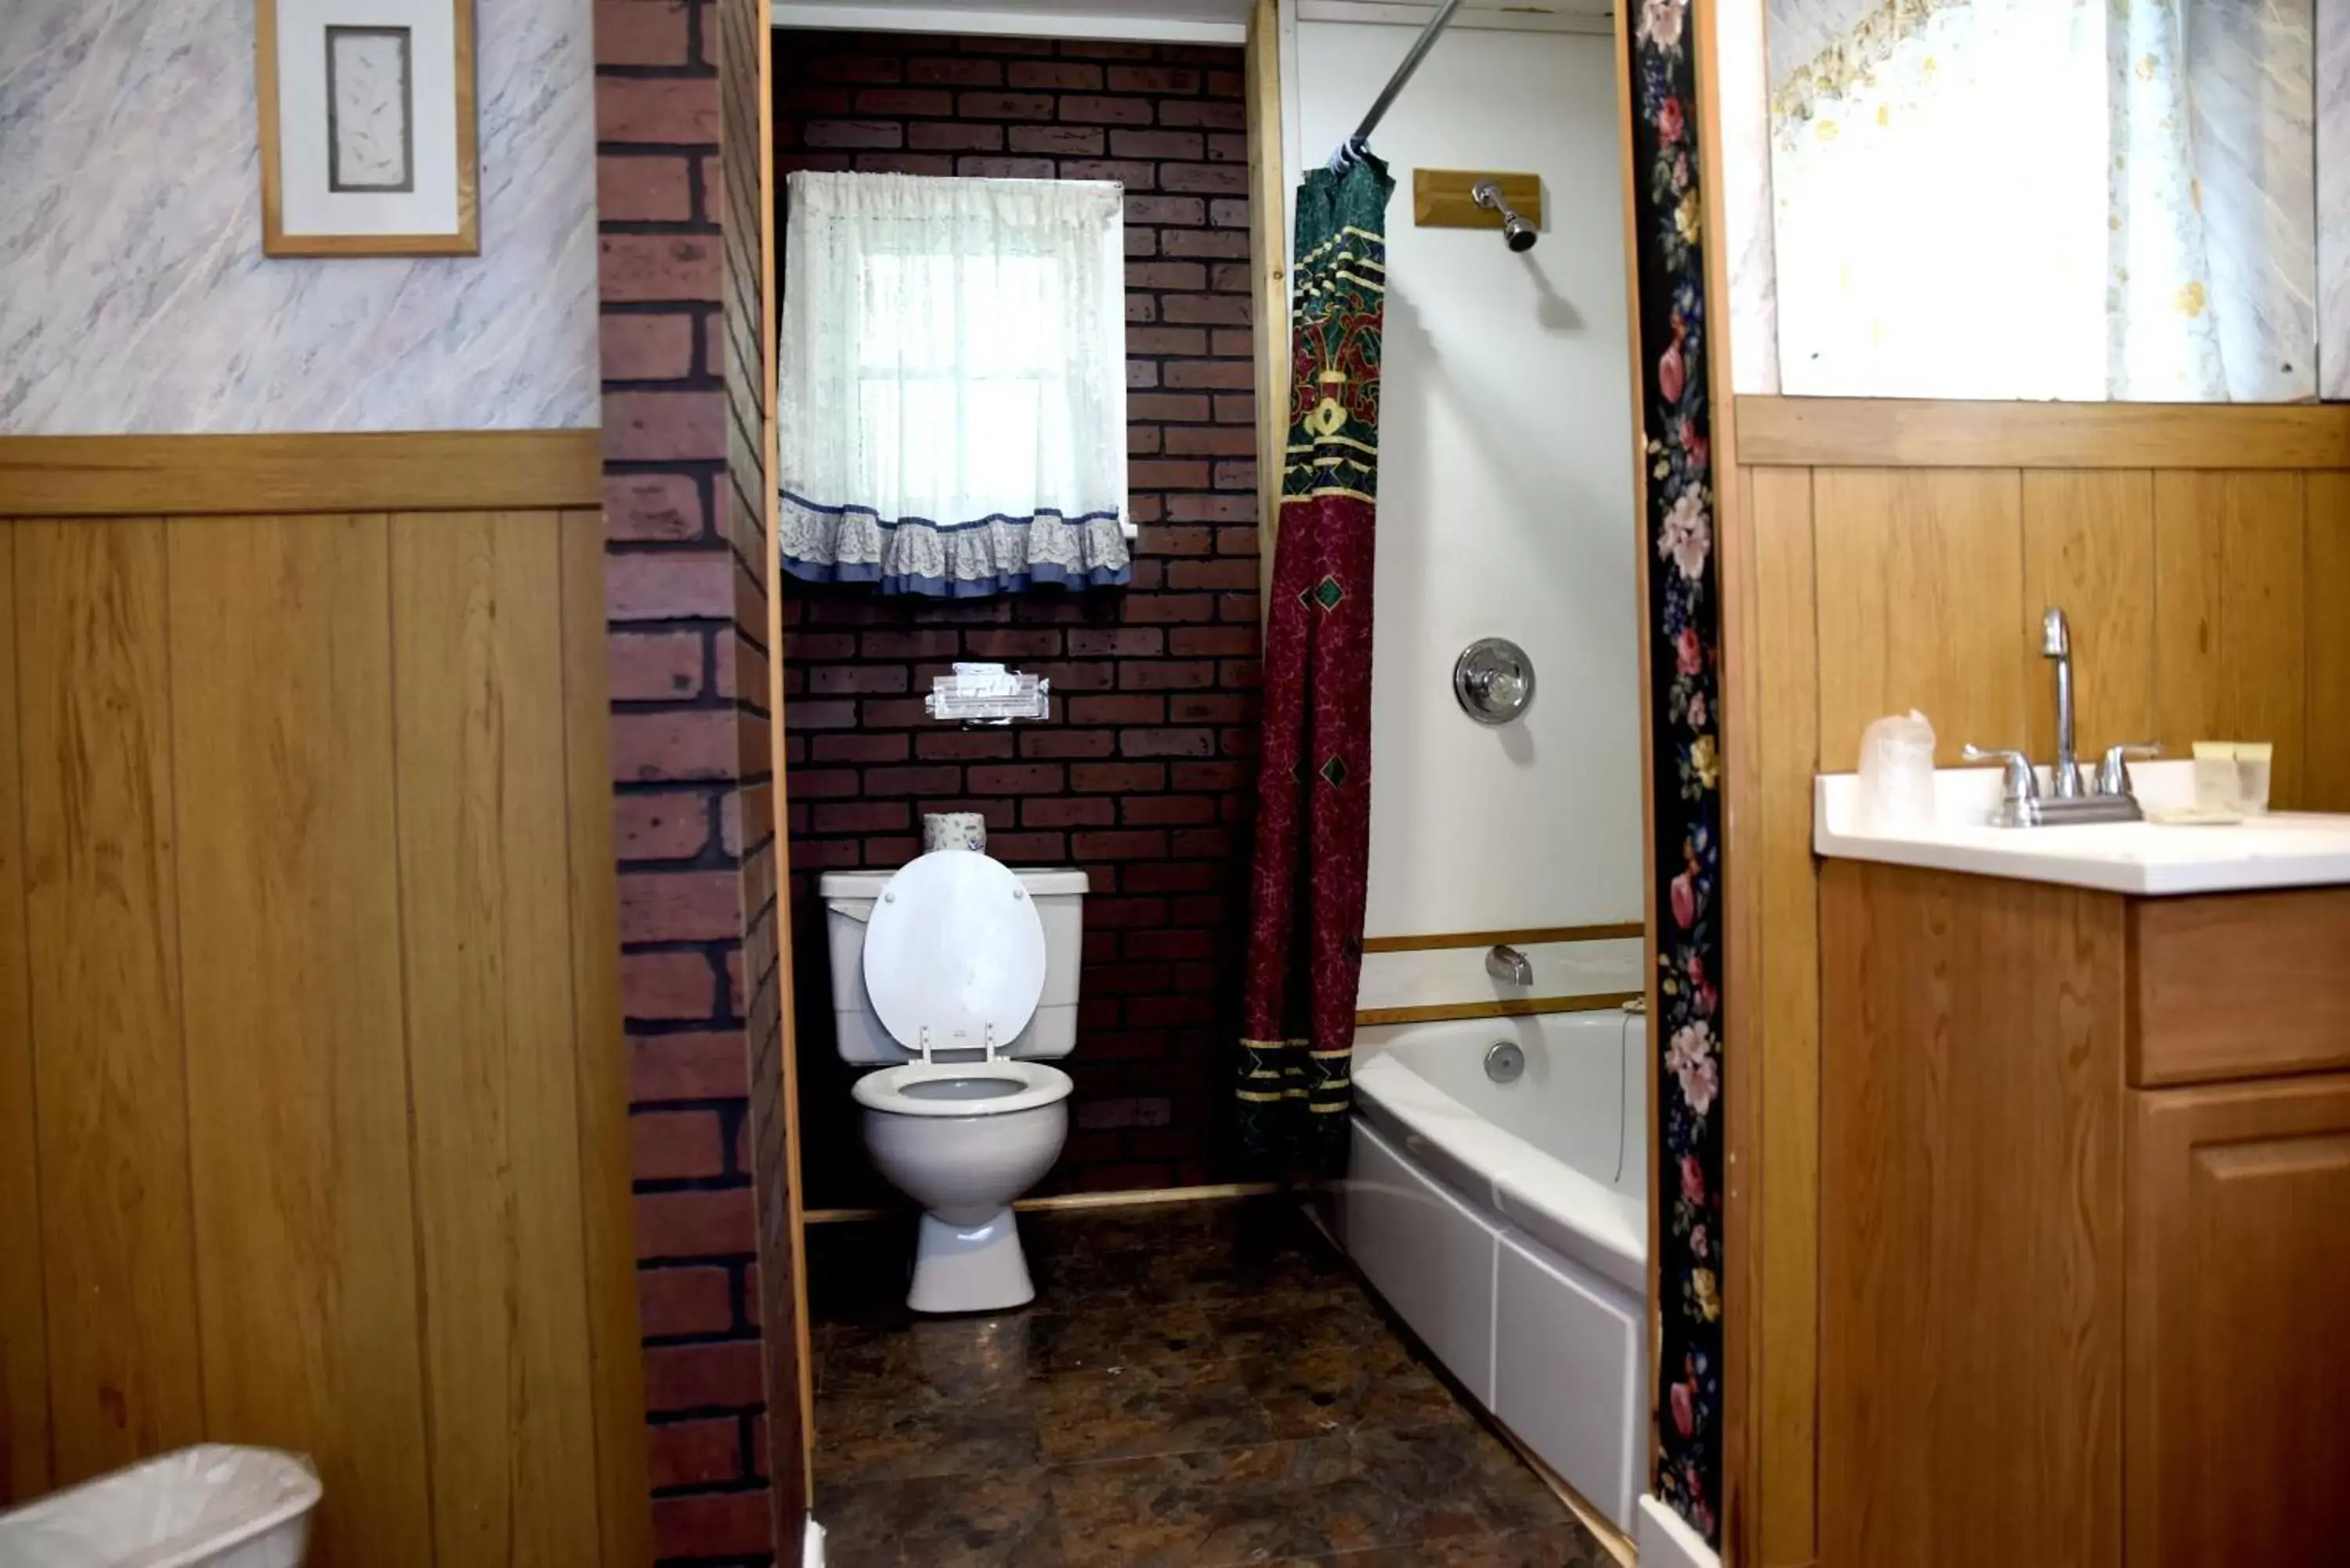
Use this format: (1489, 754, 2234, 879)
(2128, 1074, 2350, 1568)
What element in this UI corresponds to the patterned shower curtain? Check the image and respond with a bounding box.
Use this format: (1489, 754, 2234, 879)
(1235, 154, 1394, 1173)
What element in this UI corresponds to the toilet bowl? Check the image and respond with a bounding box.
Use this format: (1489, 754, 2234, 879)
(855, 1061, 1069, 1311)
(821, 855, 1087, 1313)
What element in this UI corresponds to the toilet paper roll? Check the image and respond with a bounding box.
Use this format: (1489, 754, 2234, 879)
(922, 811, 988, 853)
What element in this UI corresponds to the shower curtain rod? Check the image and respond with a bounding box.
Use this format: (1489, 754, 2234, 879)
(1327, 0, 1468, 171)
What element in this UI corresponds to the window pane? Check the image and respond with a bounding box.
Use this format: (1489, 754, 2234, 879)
(965, 256, 1063, 376)
(967, 380, 1043, 507)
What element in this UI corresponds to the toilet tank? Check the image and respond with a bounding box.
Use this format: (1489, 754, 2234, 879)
(819, 863, 1087, 1064)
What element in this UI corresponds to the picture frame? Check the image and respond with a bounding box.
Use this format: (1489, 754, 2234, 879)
(256, 0, 479, 257)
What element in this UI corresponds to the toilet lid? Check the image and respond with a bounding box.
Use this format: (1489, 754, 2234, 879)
(862, 851, 1047, 1054)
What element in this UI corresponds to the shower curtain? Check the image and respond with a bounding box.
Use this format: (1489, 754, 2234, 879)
(1235, 154, 1394, 1173)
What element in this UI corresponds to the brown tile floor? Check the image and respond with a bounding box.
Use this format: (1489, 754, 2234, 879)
(807, 1197, 1614, 1567)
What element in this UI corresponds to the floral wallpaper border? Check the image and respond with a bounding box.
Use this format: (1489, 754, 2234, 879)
(1627, 0, 1725, 1547)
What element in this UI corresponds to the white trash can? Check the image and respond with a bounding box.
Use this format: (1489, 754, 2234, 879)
(0, 1445, 320, 1567)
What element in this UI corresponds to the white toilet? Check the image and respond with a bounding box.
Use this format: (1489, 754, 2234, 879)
(819, 854, 1087, 1313)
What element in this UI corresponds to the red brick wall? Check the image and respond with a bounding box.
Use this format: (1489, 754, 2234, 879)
(713, 0, 808, 1555)
(595, 0, 797, 1562)
(770, 30, 1263, 1206)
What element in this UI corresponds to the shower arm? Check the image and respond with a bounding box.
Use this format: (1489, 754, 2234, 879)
(1328, 0, 1469, 172)
(1471, 180, 1538, 251)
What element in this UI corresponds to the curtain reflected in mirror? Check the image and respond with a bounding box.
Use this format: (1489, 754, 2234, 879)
(1766, 0, 2316, 401)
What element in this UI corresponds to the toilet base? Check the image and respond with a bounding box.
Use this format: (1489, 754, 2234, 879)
(908, 1208, 1035, 1313)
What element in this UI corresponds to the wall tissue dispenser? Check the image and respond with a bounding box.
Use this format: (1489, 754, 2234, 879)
(926, 663, 1050, 724)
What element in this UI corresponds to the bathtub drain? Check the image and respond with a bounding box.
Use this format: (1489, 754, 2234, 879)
(1483, 1040, 1525, 1084)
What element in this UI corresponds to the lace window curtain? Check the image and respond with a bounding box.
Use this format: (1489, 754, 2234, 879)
(1769, 0, 2307, 401)
(777, 172, 1132, 596)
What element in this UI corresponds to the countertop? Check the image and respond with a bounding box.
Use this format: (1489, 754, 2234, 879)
(1814, 761, 2350, 895)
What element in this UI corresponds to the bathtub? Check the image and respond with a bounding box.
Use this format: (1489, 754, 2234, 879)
(1331, 1008, 1647, 1534)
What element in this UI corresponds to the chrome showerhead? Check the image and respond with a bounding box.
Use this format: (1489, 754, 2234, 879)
(1472, 180, 1538, 252)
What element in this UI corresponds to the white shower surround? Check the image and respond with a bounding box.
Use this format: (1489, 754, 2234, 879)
(1333, 1010, 1650, 1534)
(1289, 13, 1646, 940)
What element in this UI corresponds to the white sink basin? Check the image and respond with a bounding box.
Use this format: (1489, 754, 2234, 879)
(1816, 761, 2350, 895)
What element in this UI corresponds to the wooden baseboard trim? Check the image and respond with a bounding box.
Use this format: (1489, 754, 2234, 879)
(1736, 396, 2350, 471)
(0, 429, 605, 516)
(1361, 922, 1645, 953)
(801, 1180, 1282, 1226)
(1355, 992, 1643, 1028)
(1017, 1181, 1282, 1214)
(1489, 1416, 1640, 1567)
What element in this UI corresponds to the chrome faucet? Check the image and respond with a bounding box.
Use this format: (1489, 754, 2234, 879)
(1964, 604, 2160, 826)
(2044, 607, 2084, 799)
(1486, 944, 1532, 985)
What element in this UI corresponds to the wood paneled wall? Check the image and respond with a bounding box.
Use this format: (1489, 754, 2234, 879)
(1730, 399, 2350, 1568)
(1756, 461, 2346, 789)
(0, 433, 650, 1566)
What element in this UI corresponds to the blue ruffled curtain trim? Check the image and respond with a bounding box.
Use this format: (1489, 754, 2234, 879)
(779, 490, 1133, 598)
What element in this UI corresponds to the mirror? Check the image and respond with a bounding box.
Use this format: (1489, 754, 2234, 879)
(1765, 0, 2319, 401)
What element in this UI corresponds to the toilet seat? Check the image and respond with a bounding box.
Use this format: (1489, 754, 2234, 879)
(862, 851, 1047, 1061)
(852, 1059, 1072, 1118)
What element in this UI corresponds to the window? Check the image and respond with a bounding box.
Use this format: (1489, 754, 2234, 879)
(776, 172, 1132, 597)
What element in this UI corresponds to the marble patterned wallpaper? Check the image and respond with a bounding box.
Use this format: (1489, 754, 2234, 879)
(0, 0, 598, 434)
(2322, 1, 2349, 399)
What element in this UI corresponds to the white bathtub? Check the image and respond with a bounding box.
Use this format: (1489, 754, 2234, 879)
(1332, 1008, 1648, 1534)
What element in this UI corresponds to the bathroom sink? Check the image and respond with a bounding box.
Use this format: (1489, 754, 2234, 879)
(1815, 761, 2350, 895)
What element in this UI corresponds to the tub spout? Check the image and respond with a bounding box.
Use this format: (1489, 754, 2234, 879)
(1486, 944, 1533, 985)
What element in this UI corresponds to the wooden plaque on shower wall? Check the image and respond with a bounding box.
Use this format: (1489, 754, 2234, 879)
(1412, 169, 1545, 231)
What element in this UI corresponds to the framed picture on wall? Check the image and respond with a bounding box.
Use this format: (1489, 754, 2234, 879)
(255, 0, 479, 256)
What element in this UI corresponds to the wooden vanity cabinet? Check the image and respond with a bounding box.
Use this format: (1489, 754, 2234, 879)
(2128, 890, 2350, 1085)
(2126, 1075, 2350, 1568)
(1817, 861, 2350, 1568)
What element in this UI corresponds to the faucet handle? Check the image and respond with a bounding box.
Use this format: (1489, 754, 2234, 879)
(1961, 744, 2038, 799)
(1965, 747, 2040, 789)
(2095, 742, 2160, 797)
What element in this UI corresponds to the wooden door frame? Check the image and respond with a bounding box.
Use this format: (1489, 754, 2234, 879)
(1604, 0, 1668, 1541)
(1693, 7, 1759, 1559)
(1249, 0, 1290, 600)
(756, 13, 817, 1523)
